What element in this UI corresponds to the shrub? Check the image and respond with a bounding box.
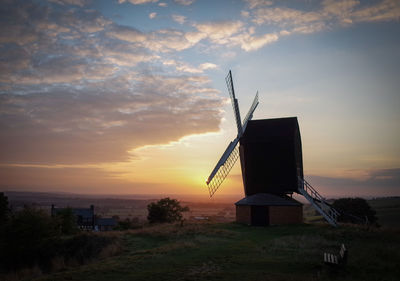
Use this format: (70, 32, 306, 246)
(0, 192, 10, 223)
(0, 206, 61, 270)
(147, 198, 189, 224)
(332, 197, 378, 224)
(115, 217, 141, 230)
(54, 207, 79, 235)
(0, 206, 121, 279)
(61, 233, 116, 264)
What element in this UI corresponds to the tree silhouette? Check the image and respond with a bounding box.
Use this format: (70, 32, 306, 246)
(55, 207, 79, 235)
(0, 192, 9, 223)
(332, 197, 377, 224)
(147, 198, 189, 223)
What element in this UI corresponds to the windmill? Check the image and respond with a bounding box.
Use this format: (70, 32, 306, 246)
(206, 70, 339, 227)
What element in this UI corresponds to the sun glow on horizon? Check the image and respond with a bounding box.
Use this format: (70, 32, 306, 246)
(0, 0, 399, 198)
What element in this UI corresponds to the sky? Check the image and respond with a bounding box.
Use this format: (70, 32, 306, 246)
(0, 0, 399, 200)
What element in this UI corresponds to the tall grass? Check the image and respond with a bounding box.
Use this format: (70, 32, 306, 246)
(0, 232, 122, 281)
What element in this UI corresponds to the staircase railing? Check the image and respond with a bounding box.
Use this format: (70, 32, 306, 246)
(298, 177, 340, 227)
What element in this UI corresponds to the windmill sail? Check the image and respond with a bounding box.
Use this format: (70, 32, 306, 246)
(207, 81, 258, 197)
(206, 139, 240, 197)
(226, 70, 243, 136)
(242, 91, 259, 132)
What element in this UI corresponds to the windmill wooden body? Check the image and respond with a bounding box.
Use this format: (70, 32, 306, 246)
(206, 71, 339, 226)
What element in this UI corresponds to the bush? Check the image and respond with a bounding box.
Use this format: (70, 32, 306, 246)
(0, 205, 122, 280)
(54, 207, 79, 235)
(0, 207, 61, 270)
(62, 233, 116, 264)
(332, 197, 378, 224)
(0, 192, 10, 223)
(115, 217, 141, 230)
(147, 198, 189, 224)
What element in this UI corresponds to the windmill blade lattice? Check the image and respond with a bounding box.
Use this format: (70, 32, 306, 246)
(207, 144, 240, 197)
(226, 71, 243, 136)
(242, 91, 259, 132)
(206, 70, 259, 198)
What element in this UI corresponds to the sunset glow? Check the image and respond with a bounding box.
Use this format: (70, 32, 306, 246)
(0, 0, 399, 198)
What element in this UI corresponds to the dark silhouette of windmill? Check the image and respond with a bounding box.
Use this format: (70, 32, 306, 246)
(206, 70, 339, 226)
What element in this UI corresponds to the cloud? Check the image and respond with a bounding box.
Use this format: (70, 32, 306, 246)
(0, 46, 31, 83)
(199, 63, 217, 71)
(0, 75, 224, 165)
(119, 0, 158, 5)
(149, 12, 157, 19)
(352, 0, 400, 22)
(100, 43, 157, 66)
(110, 19, 277, 53)
(108, 25, 197, 52)
(193, 21, 278, 51)
(321, 0, 359, 24)
(307, 168, 400, 197)
(248, 0, 400, 35)
(241, 11, 250, 18)
(48, 0, 87, 7)
(162, 60, 218, 74)
(184, 31, 207, 45)
(107, 25, 147, 43)
(163, 60, 202, 73)
(245, 0, 273, 9)
(172, 14, 186, 24)
(175, 0, 195, 6)
(147, 29, 199, 52)
(252, 7, 322, 26)
(233, 31, 278, 51)
(0, 164, 137, 193)
(194, 21, 244, 45)
(158, 2, 167, 7)
(0, 0, 225, 166)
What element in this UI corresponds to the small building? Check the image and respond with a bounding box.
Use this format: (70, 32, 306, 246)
(51, 204, 95, 230)
(95, 218, 117, 231)
(235, 193, 303, 226)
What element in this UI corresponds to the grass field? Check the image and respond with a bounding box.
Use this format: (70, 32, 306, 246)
(31, 222, 400, 281)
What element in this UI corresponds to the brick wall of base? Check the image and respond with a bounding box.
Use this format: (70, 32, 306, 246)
(236, 205, 303, 225)
(269, 205, 303, 225)
(236, 205, 251, 225)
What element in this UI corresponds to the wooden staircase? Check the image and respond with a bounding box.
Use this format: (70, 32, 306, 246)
(298, 177, 340, 227)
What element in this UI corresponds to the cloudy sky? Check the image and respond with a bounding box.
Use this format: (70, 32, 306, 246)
(0, 0, 399, 199)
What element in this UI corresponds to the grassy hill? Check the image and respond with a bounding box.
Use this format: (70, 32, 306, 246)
(29, 222, 399, 281)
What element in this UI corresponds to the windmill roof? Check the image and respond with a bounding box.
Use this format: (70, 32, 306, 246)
(235, 193, 302, 206)
(241, 117, 299, 141)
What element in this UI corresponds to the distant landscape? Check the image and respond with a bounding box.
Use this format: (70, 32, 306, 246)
(4, 191, 400, 227)
(4, 191, 238, 223)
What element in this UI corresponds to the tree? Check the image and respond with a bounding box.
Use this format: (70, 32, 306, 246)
(55, 207, 79, 235)
(0, 192, 10, 223)
(332, 197, 377, 224)
(1, 206, 61, 270)
(147, 198, 189, 223)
